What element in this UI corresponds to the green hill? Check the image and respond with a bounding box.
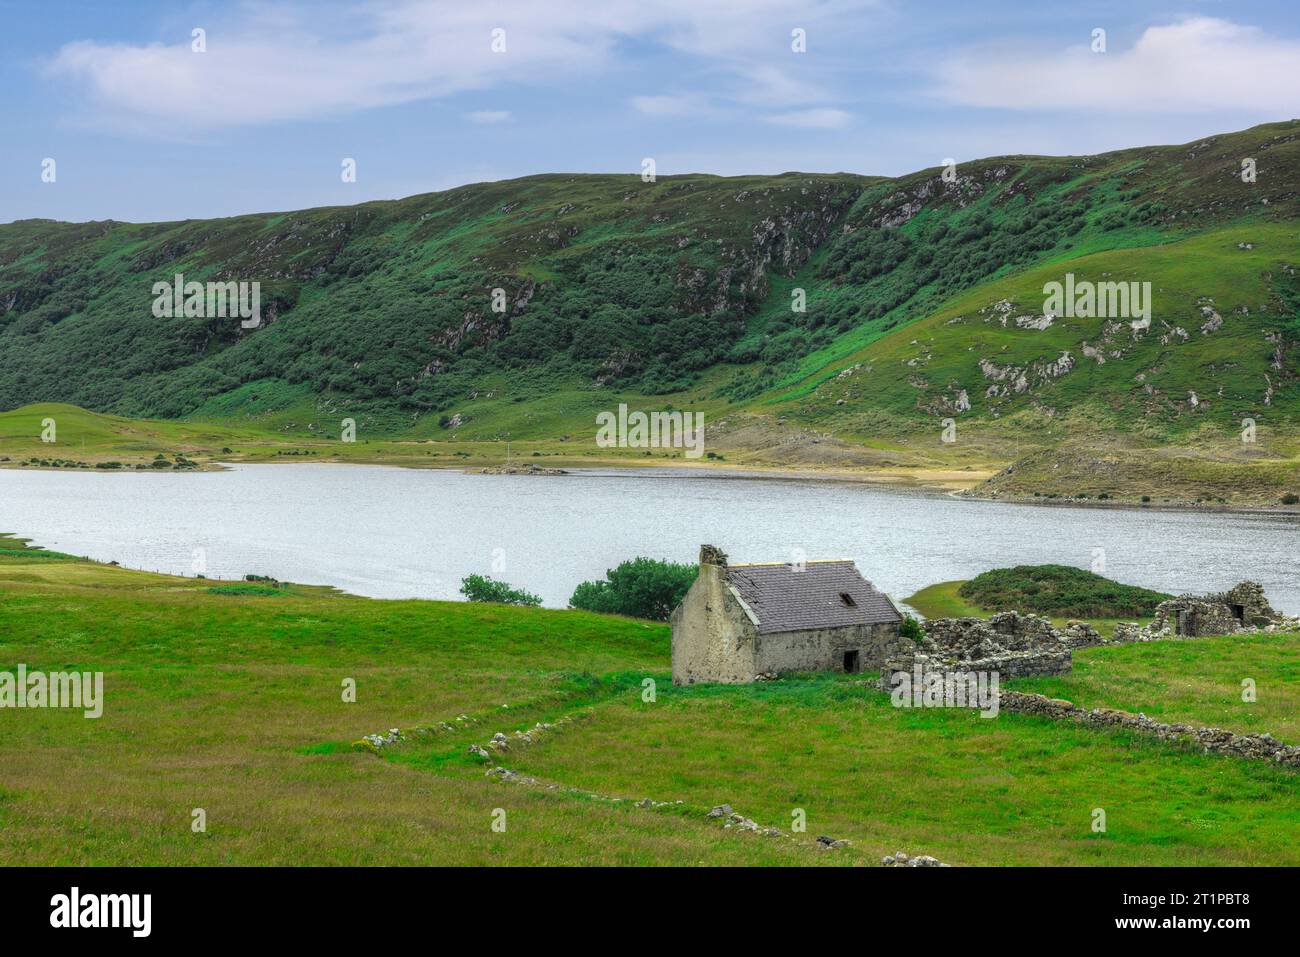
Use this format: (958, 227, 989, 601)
(3, 120, 1299, 500)
(957, 565, 1172, 619)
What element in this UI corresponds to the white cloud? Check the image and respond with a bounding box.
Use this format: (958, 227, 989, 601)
(764, 107, 851, 128)
(45, 0, 872, 134)
(631, 94, 714, 117)
(931, 17, 1300, 113)
(466, 110, 512, 124)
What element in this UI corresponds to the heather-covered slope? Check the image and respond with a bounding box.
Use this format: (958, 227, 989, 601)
(1, 121, 1298, 500)
(0, 173, 868, 427)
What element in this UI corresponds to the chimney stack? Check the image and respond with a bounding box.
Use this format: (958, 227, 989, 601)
(700, 544, 728, 568)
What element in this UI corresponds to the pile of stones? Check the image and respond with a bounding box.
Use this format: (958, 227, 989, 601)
(468, 716, 580, 761)
(882, 851, 949, 867)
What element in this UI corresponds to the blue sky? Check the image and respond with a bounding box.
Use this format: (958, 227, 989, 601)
(2, 0, 1298, 223)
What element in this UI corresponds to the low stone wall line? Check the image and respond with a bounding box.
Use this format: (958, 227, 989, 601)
(485, 769, 938, 861)
(999, 691, 1300, 769)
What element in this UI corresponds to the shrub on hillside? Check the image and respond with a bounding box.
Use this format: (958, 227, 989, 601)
(958, 565, 1171, 619)
(568, 557, 697, 621)
(207, 584, 282, 597)
(459, 574, 541, 607)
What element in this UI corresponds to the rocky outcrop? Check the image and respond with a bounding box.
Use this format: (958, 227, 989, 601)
(477, 462, 568, 476)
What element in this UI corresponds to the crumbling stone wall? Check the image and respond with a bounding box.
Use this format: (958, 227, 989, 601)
(879, 612, 1083, 687)
(1221, 582, 1278, 625)
(1150, 598, 1242, 638)
(999, 691, 1300, 769)
(1118, 581, 1294, 642)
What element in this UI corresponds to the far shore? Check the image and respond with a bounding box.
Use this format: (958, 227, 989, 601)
(6, 452, 1300, 519)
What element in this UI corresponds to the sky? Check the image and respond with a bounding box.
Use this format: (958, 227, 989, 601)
(2, 0, 1298, 224)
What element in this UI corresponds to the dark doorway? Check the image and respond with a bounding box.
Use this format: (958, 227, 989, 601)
(1231, 604, 1245, 622)
(843, 650, 861, 673)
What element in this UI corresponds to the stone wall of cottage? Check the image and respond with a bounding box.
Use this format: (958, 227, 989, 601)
(670, 551, 758, 685)
(754, 621, 905, 676)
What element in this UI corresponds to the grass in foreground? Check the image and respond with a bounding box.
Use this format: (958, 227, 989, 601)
(2, 537, 1296, 865)
(470, 676, 1300, 866)
(0, 536, 813, 865)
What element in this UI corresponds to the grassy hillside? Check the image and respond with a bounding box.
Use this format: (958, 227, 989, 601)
(2, 534, 1299, 866)
(0, 173, 868, 428)
(2, 121, 1299, 500)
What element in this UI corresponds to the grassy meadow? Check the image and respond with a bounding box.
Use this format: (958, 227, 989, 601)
(2, 535, 1297, 866)
(1018, 635, 1300, 742)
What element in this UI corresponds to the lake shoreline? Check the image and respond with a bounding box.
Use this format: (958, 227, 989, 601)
(4, 461, 1298, 612)
(7, 453, 1300, 518)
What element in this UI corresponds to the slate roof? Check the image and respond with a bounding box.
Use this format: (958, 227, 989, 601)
(725, 560, 901, 635)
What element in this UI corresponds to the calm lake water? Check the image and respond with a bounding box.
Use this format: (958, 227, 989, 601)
(2, 463, 1298, 613)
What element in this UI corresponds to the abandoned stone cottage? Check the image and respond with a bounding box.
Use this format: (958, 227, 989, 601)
(1112, 581, 1293, 641)
(1151, 582, 1279, 636)
(670, 545, 904, 685)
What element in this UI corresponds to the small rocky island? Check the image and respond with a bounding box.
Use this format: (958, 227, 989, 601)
(477, 462, 569, 476)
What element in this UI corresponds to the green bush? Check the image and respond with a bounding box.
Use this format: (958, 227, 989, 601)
(568, 557, 697, 621)
(899, 615, 923, 642)
(207, 584, 282, 596)
(459, 574, 541, 607)
(958, 565, 1170, 618)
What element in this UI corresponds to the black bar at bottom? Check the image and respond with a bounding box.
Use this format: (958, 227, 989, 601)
(0, 866, 1286, 943)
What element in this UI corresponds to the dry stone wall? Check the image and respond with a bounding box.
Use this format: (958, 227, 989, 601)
(1000, 691, 1300, 768)
(880, 611, 1083, 687)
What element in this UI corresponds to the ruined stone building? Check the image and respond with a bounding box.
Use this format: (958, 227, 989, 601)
(1146, 582, 1284, 637)
(879, 611, 1083, 690)
(670, 545, 904, 685)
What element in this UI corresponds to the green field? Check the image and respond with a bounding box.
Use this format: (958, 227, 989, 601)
(1018, 635, 1300, 742)
(2, 535, 1297, 866)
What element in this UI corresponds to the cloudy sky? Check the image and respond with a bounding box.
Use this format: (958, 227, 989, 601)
(2, 0, 1298, 223)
